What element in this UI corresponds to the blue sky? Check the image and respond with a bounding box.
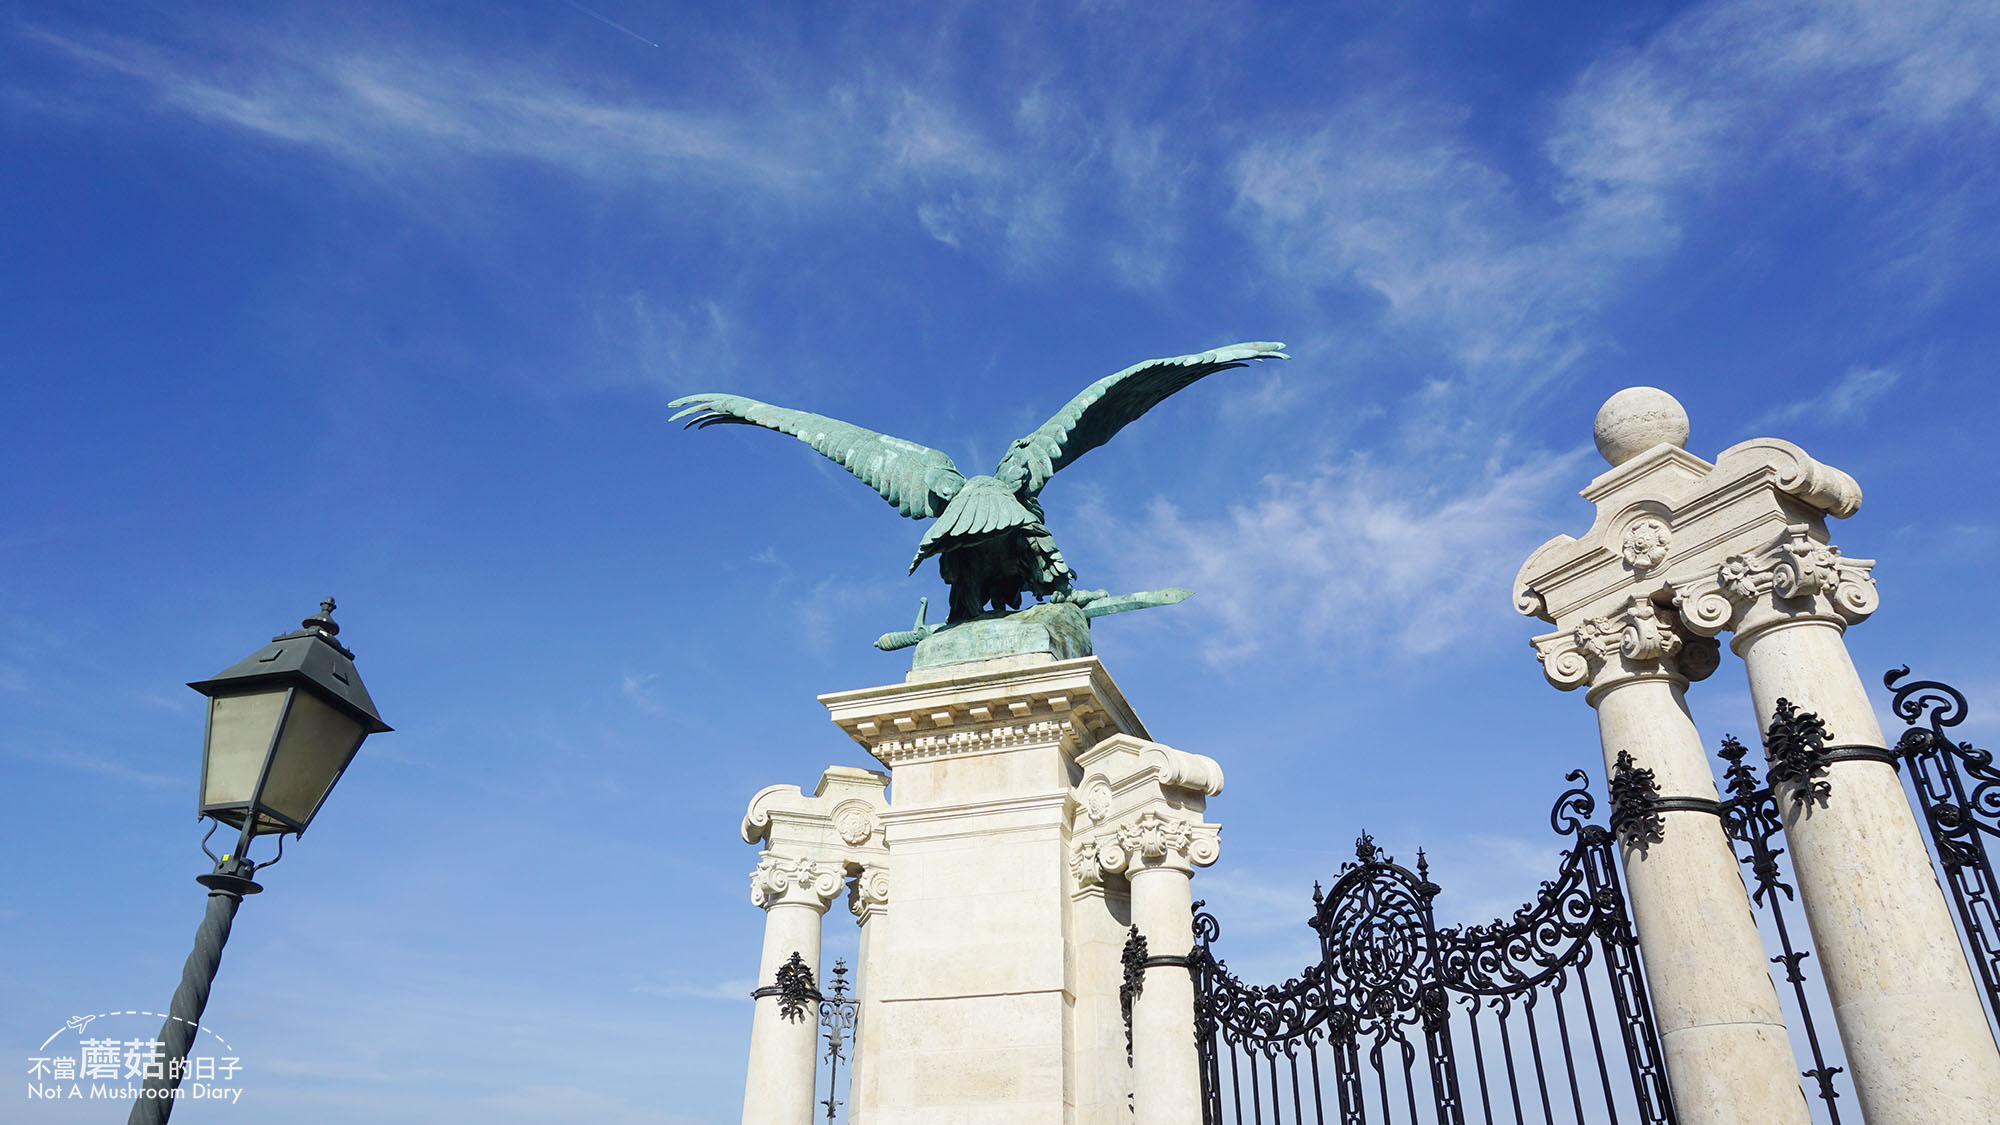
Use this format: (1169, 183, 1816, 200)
(4, 1, 1999, 1120)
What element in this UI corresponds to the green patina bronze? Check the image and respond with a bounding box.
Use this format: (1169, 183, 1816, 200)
(671, 341, 1286, 659)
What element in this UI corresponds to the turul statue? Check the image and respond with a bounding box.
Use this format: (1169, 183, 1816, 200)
(671, 341, 1286, 659)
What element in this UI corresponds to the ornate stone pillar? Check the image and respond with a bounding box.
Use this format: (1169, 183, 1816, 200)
(740, 766, 890, 1125)
(1673, 523, 2000, 1122)
(1073, 735, 1223, 1125)
(1523, 387, 2000, 1124)
(743, 855, 842, 1125)
(847, 863, 888, 1125)
(1528, 594, 1807, 1124)
(1518, 389, 1809, 1124)
(822, 655, 1152, 1125)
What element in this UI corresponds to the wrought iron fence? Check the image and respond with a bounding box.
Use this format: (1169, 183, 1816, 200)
(1181, 773, 1676, 1125)
(817, 960, 856, 1122)
(1711, 726, 1854, 1122)
(1700, 672, 2000, 1124)
(1884, 668, 2000, 1028)
(768, 953, 857, 1122)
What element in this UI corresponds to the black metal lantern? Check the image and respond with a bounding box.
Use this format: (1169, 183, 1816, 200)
(188, 598, 390, 838)
(132, 597, 393, 1125)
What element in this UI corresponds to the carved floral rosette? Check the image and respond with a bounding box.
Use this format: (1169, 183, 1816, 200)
(750, 854, 844, 910)
(1619, 517, 1672, 573)
(1671, 523, 1879, 637)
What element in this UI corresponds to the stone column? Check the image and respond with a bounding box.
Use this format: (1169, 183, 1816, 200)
(743, 855, 842, 1125)
(1522, 387, 2000, 1123)
(1676, 525, 2000, 1122)
(1073, 736, 1223, 1125)
(1517, 388, 1819, 1124)
(740, 767, 890, 1125)
(1129, 858, 1208, 1121)
(847, 864, 888, 1125)
(1530, 595, 1809, 1124)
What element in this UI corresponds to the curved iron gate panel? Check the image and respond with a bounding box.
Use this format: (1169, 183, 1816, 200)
(1185, 773, 1677, 1125)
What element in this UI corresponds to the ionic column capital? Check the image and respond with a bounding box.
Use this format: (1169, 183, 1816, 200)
(1073, 810, 1220, 884)
(750, 854, 845, 912)
(848, 863, 889, 924)
(1068, 733, 1223, 892)
(741, 765, 889, 919)
(1532, 595, 1720, 697)
(1669, 523, 1879, 642)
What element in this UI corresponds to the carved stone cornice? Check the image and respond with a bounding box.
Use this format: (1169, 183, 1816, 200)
(1670, 523, 1879, 642)
(1518, 404, 1874, 689)
(1517, 435, 1864, 634)
(1531, 595, 1720, 696)
(742, 766, 890, 850)
(749, 854, 844, 911)
(1073, 811, 1221, 884)
(820, 656, 1147, 768)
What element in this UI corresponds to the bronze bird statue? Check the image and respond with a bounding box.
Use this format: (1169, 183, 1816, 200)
(670, 341, 1287, 626)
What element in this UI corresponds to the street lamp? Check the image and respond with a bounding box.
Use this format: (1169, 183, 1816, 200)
(131, 599, 390, 1124)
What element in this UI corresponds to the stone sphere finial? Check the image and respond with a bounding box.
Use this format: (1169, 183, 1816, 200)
(1594, 387, 1689, 467)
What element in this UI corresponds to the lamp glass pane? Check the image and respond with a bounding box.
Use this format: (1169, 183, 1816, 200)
(201, 689, 289, 812)
(260, 687, 366, 830)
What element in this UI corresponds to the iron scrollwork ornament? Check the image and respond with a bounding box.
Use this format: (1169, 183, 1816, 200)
(1715, 734, 1848, 1119)
(1120, 926, 1147, 1065)
(774, 950, 820, 1024)
(1185, 770, 1676, 1125)
(1765, 698, 1833, 807)
(1885, 666, 2000, 1026)
(817, 959, 856, 1122)
(1609, 749, 1666, 847)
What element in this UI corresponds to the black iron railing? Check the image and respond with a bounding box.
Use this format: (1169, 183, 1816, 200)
(1182, 774, 1676, 1125)
(1714, 726, 1851, 1122)
(1885, 668, 2000, 1029)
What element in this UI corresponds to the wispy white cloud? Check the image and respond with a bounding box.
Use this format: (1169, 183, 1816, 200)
(1232, 99, 1628, 387)
(22, 25, 824, 193)
(7, 743, 179, 788)
(631, 977, 754, 1003)
(1752, 365, 1900, 430)
(602, 292, 741, 392)
(618, 671, 664, 714)
(138, 689, 192, 712)
(17, 16, 1207, 291)
(1098, 448, 1590, 663)
(1230, 0, 2000, 406)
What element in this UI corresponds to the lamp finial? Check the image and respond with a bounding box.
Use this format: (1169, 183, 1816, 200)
(304, 597, 340, 637)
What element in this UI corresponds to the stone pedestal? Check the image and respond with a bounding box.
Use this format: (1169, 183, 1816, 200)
(822, 655, 1143, 1124)
(815, 650, 1220, 1125)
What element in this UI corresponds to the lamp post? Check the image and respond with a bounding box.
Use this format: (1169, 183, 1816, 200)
(130, 599, 390, 1124)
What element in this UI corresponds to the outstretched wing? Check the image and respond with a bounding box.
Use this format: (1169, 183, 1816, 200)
(670, 393, 965, 520)
(996, 342, 1288, 495)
